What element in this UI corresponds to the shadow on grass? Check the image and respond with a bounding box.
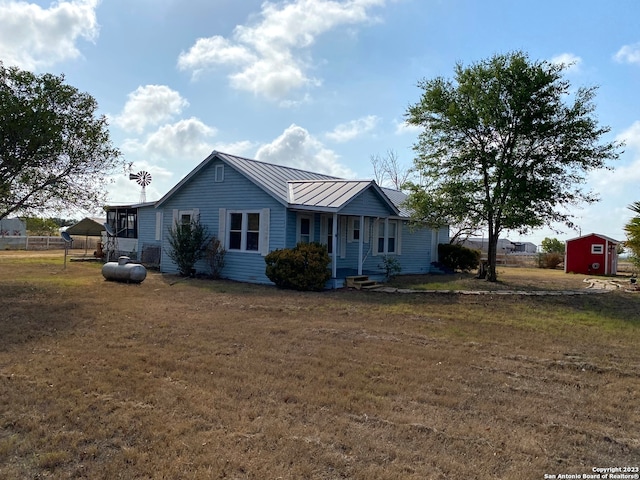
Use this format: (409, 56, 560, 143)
(0, 284, 79, 351)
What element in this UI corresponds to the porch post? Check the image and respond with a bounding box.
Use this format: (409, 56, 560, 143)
(358, 215, 364, 275)
(332, 213, 338, 279)
(431, 228, 439, 263)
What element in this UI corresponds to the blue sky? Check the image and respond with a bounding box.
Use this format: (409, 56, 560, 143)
(2, 0, 639, 246)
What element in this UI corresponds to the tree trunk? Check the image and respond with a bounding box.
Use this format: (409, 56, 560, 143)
(486, 224, 498, 282)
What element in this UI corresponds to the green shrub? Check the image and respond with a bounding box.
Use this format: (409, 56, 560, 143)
(265, 242, 331, 291)
(166, 217, 211, 276)
(438, 243, 481, 272)
(379, 255, 402, 280)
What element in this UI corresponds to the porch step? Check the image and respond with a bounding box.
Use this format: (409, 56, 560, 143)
(346, 275, 380, 290)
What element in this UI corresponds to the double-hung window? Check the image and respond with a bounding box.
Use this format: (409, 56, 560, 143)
(229, 211, 261, 252)
(297, 215, 313, 244)
(349, 217, 360, 242)
(377, 220, 398, 255)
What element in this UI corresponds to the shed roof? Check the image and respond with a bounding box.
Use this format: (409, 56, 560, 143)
(566, 233, 620, 244)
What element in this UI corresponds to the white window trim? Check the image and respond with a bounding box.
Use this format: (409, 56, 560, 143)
(226, 209, 269, 255)
(374, 219, 400, 256)
(297, 214, 314, 244)
(348, 217, 361, 243)
(214, 164, 224, 182)
(172, 208, 199, 226)
(591, 244, 604, 254)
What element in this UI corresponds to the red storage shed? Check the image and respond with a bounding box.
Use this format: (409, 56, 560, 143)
(564, 233, 620, 276)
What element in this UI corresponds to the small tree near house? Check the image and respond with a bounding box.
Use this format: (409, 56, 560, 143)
(166, 216, 211, 276)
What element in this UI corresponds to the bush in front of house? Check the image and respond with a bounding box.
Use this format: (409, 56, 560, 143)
(166, 217, 211, 276)
(206, 236, 226, 279)
(379, 255, 402, 280)
(265, 242, 331, 291)
(438, 243, 481, 272)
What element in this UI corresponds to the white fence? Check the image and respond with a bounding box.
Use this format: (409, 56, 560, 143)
(0, 236, 100, 251)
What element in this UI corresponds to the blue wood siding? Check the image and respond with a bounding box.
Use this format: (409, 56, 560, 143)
(158, 159, 286, 283)
(339, 188, 395, 217)
(137, 206, 158, 245)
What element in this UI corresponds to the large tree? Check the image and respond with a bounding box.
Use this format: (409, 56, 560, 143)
(0, 63, 123, 220)
(404, 51, 621, 281)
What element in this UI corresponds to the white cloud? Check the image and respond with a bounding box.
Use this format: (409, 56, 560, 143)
(177, 36, 256, 73)
(177, 0, 385, 102)
(613, 42, 640, 65)
(393, 118, 421, 136)
(0, 0, 99, 70)
(617, 120, 640, 150)
(550, 53, 582, 73)
(114, 85, 189, 134)
(588, 121, 640, 191)
(256, 124, 356, 177)
(325, 115, 380, 142)
(211, 140, 255, 157)
(122, 117, 217, 164)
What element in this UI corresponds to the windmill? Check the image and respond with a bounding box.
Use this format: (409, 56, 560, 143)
(129, 171, 152, 203)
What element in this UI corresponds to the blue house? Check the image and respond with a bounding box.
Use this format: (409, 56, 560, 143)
(107, 151, 448, 288)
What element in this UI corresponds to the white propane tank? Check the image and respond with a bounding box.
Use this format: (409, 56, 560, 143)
(102, 256, 147, 283)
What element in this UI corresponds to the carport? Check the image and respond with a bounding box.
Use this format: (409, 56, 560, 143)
(64, 217, 105, 256)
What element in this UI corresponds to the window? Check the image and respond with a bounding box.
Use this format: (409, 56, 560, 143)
(591, 244, 604, 254)
(246, 213, 260, 251)
(229, 213, 242, 250)
(376, 220, 398, 254)
(319, 216, 334, 254)
(228, 211, 261, 252)
(349, 217, 360, 242)
(106, 207, 137, 238)
(326, 219, 333, 254)
(180, 212, 192, 225)
(297, 215, 313, 243)
(387, 221, 397, 253)
(214, 164, 224, 182)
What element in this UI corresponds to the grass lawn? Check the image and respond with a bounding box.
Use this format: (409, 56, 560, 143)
(0, 251, 639, 479)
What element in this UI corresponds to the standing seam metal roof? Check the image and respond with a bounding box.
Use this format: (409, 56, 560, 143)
(288, 180, 372, 209)
(218, 152, 339, 204)
(157, 151, 408, 216)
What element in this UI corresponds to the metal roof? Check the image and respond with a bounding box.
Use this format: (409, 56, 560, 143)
(218, 152, 339, 204)
(288, 180, 372, 210)
(156, 151, 405, 215)
(380, 187, 410, 217)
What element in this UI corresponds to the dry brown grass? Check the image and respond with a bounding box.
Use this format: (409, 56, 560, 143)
(1, 251, 639, 479)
